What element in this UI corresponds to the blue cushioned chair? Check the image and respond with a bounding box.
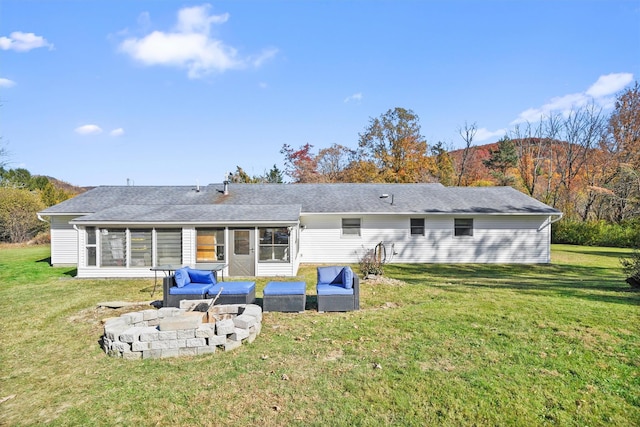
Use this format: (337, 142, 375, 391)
(316, 266, 360, 312)
(162, 267, 256, 308)
(162, 267, 216, 307)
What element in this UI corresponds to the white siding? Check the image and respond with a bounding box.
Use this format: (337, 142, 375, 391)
(50, 216, 79, 266)
(73, 213, 552, 278)
(256, 262, 296, 277)
(300, 214, 551, 264)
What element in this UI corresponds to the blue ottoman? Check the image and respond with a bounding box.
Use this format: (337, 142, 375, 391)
(263, 281, 306, 312)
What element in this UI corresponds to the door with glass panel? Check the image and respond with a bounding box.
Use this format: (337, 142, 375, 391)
(229, 229, 255, 276)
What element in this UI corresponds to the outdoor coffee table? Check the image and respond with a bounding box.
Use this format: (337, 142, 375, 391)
(263, 281, 306, 312)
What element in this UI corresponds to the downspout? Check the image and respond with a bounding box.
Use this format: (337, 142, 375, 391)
(548, 213, 564, 226)
(543, 213, 563, 264)
(538, 213, 563, 231)
(37, 213, 48, 223)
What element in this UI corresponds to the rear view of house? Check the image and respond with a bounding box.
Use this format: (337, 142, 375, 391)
(38, 183, 562, 278)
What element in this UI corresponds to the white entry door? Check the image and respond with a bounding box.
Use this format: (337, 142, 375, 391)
(229, 229, 255, 276)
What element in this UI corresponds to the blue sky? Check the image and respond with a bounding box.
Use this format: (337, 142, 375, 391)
(1, 0, 639, 186)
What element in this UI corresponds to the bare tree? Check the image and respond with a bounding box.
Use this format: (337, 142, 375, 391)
(510, 121, 552, 197)
(316, 144, 353, 182)
(455, 121, 477, 186)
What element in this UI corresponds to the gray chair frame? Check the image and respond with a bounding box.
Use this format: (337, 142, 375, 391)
(317, 274, 360, 312)
(162, 276, 210, 308)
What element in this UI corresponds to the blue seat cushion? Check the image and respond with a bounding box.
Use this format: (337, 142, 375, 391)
(209, 281, 255, 296)
(169, 282, 213, 295)
(317, 284, 354, 296)
(187, 269, 216, 285)
(264, 281, 306, 296)
(174, 268, 191, 288)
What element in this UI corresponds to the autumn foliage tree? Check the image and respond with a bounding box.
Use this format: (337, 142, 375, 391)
(280, 143, 321, 183)
(0, 187, 46, 243)
(356, 107, 436, 183)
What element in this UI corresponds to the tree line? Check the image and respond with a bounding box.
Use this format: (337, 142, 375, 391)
(1, 83, 638, 244)
(273, 84, 639, 227)
(0, 166, 76, 243)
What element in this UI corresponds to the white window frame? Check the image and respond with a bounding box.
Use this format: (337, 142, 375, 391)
(454, 218, 474, 237)
(258, 227, 290, 263)
(341, 218, 361, 237)
(410, 218, 425, 236)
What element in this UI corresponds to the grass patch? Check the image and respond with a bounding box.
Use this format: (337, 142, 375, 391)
(0, 245, 638, 425)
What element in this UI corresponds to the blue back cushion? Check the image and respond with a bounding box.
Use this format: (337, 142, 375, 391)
(187, 269, 216, 284)
(174, 268, 191, 288)
(342, 267, 353, 289)
(317, 266, 344, 285)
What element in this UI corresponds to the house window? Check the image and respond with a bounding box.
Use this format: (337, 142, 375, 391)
(259, 227, 289, 262)
(130, 229, 152, 267)
(156, 229, 182, 266)
(86, 227, 97, 266)
(197, 229, 225, 262)
(454, 218, 474, 237)
(342, 218, 361, 237)
(100, 228, 126, 267)
(410, 218, 425, 236)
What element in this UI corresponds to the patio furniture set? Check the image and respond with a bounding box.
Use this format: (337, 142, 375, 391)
(162, 266, 359, 313)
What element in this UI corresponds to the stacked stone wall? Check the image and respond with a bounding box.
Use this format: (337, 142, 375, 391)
(102, 303, 262, 360)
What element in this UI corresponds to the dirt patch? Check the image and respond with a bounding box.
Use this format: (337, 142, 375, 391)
(67, 303, 156, 331)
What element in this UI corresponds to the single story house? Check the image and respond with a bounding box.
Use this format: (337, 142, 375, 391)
(38, 182, 563, 278)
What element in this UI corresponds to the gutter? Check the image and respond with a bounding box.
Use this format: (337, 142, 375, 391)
(538, 212, 564, 231)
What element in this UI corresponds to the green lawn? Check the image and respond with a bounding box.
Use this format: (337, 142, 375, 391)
(0, 244, 638, 426)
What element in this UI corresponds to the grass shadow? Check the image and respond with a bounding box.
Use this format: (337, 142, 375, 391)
(385, 263, 640, 307)
(559, 248, 631, 259)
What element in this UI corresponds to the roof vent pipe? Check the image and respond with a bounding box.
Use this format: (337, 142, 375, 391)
(223, 180, 229, 195)
(196, 180, 200, 192)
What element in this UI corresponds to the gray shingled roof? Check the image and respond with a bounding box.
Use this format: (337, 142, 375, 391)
(41, 183, 561, 223)
(40, 186, 217, 214)
(71, 204, 301, 223)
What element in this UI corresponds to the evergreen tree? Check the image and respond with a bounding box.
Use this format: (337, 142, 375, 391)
(483, 137, 518, 186)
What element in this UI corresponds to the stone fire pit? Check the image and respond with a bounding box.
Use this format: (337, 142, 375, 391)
(101, 301, 262, 360)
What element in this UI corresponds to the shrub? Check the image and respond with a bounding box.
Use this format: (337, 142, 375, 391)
(620, 248, 640, 289)
(30, 231, 51, 245)
(552, 218, 640, 248)
(359, 247, 384, 276)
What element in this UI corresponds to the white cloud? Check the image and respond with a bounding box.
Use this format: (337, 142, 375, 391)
(251, 48, 279, 68)
(474, 127, 507, 142)
(119, 4, 275, 78)
(586, 73, 633, 98)
(511, 72, 634, 125)
(175, 5, 229, 33)
(110, 128, 125, 137)
(344, 92, 363, 103)
(75, 124, 103, 135)
(0, 31, 53, 52)
(0, 78, 16, 88)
